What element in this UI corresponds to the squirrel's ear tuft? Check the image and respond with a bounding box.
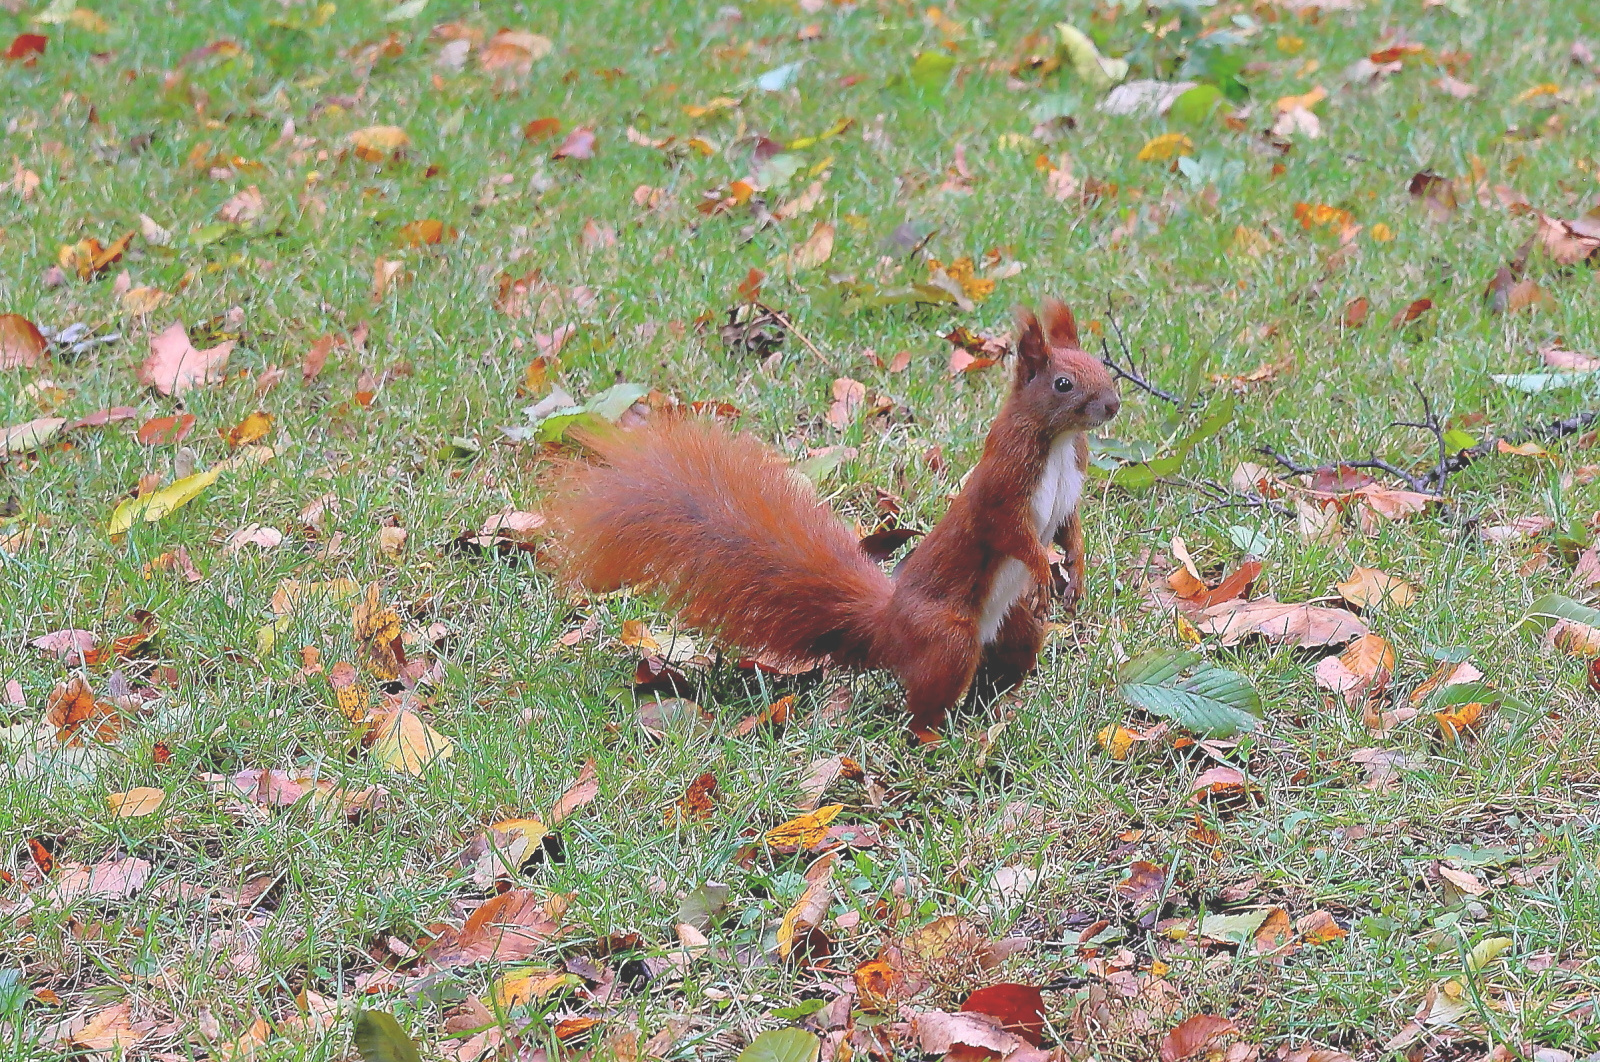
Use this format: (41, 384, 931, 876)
(1013, 306, 1048, 383)
(1042, 298, 1079, 350)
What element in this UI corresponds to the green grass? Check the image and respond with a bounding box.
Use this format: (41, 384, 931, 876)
(3, 0, 1600, 1059)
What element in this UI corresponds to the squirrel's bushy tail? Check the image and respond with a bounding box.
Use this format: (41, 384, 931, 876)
(548, 417, 893, 668)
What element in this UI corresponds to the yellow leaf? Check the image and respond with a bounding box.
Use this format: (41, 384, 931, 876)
(107, 787, 165, 818)
(1370, 222, 1395, 242)
(271, 578, 360, 617)
(1274, 85, 1325, 112)
(66, 8, 109, 31)
(1467, 935, 1512, 971)
(1175, 613, 1202, 645)
(1434, 701, 1486, 745)
(349, 125, 410, 161)
(369, 708, 452, 774)
(789, 221, 835, 271)
(1229, 226, 1271, 259)
(1137, 132, 1194, 162)
(788, 116, 853, 150)
(1511, 83, 1561, 105)
(224, 411, 273, 448)
(489, 968, 580, 1010)
(1096, 724, 1136, 760)
(682, 96, 741, 119)
(1497, 439, 1550, 458)
(765, 804, 843, 849)
(255, 617, 294, 656)
(108, 466, 223, 535)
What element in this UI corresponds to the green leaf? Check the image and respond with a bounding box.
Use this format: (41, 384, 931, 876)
(1198, 909, 1270, 946)
(1490, 371, 1598, 394)
(1511, 593, 1600, 638)
(1226, 525, 1275, 556)
(1119, 649, 1262, 738)
(587, 382, 650, 421)
(909, 51, 956, 91)
(1055, 23, 1128, 90)
(771, 998, 828, 1021)
(1168, 83, 1224, 123)
(1442, 429, 1478, 453)
(676, 882, 731, 931)
(352, 1011, 423, 1062)
(737, 1028, 821, 1062)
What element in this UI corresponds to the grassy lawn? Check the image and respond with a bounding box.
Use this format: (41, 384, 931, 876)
(3, 0, 1600, 1059)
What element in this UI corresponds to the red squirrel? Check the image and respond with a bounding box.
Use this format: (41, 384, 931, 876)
(549, 300, 1121, 737)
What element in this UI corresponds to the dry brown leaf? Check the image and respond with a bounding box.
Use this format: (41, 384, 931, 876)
(424, 889, 569, 967)
(479, 29, 553, 73)
(1336, 566, 1416, 609)
(1160, 1014, 1240, 1062)
(549, 759, 599, 826)
(1195, 596, 1368, 648)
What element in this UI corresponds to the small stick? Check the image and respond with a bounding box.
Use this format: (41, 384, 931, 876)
(755, 301, 831, 366)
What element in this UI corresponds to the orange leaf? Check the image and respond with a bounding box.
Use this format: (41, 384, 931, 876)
(667, 772, 718, 822)
(523, 117, 561, 141)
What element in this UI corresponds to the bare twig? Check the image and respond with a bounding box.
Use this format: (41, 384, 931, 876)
(1176, 477, 1295, 519)
(754, 301, 831, 366)
(1258, 445, 1434, 494)
(1098, 297, 1188, 407)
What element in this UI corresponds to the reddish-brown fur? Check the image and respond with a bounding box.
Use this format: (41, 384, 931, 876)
(547, 300, 1120, 737)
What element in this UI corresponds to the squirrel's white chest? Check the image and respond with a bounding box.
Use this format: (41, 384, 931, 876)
(977, 433, 1084, 644)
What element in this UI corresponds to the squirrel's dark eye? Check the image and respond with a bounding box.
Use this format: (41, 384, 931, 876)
(1053, 376, 1073, 393)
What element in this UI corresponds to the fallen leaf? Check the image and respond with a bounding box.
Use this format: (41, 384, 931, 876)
(139, 322, 232, 396)
(107, 787, 166, 818)
(480, 28, 553, 74)
(350, 125, 411, 161)
(0, 313, 48, 369)
(226, 524, 283, 553)
(960, 983, 1047, 1046)
(1189, 766, 1252, 804)
(913, 1010, 1032, 1059)
(789, 220, 835, 270)
(1115, 860, 1168, 906)
(1342, 297, 1370, 328)
(398, 219, 457, 246)
(765, 805, 844, 851)
(223, 411, 273, 448)
(1137, 132, 1194, 162)
(369, 706, 453, 774)
(1434, 700, 1489, 745)
(108, 465, 223, 534)
(45, 676, 123, 744)
(1336, 566, 1417, 609)
(2, 416, 66, 455)
(1390, 297, 1434, 329)
(549, 759, 599, 825)
(137, 413, 195, 445)
(217, 185, 265, 223)
(1313, 633, 1395, 707)
(1296, 910, 1348, 944)
(1160, 1014, 1239, 1062)
(424, 889, 569, 967)
(1195, 596, 1368, 648)
(50, 852, 152, 904)
(777, 852, 836, 960)
(524, 117, 561, 140)
(796, 754, 864, 810)
(732, 694, 794, 736)
(668, 772, 718, 822)
(553, 127, 597, 160)
(31, 628, 99, 664)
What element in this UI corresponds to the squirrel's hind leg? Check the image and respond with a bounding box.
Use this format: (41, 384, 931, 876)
(971, 585, 1047, 701)
(894, 614, 980, 741)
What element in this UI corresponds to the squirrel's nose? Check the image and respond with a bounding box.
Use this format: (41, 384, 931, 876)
(1098, 395, 1121, 423)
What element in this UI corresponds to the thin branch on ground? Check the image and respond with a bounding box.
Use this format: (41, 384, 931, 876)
(753, 301, 832, 366)
(1261, 381, 1600, 498)
(1098, 296, 1189, 407)
(1177, 477, 1296, 519)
